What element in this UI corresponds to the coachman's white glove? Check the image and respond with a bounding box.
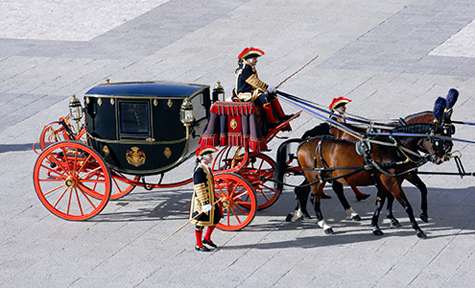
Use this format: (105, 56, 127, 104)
(202, 204, 212, 213)
(267, 85, 276, 94)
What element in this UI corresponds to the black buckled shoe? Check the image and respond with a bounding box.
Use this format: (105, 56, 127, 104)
(203, 239, 218, 249)
(195, 245, 211, 252)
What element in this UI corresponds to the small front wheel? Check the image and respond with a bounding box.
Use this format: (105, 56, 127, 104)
(214, 173, 256, 231)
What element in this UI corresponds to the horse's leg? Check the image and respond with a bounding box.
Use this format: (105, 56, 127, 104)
(381, 175, 427, 239)
(405, 173, 429, 223)
(371, 184, 387, 236)
(298, 179, 312, 218)
(313, 182, 333, 234)
(350, 185, 370, 201)
(385, 193, 401, 227)
(332, 181, 361, 221)
(286, 179, 311, 222)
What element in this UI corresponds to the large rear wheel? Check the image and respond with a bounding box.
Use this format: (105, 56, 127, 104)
(240, 153, 282, 210)
(33, 141, 111, 221)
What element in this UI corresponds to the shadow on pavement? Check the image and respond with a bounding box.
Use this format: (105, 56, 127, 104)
(90, 184, 475, 246)
(0, 143, 37, 153)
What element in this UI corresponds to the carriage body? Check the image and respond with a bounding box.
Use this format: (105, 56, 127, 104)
(84, 81, 211, 175)
(33, 80, 301, 230)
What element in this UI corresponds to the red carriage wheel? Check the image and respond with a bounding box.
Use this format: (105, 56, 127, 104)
(109, 171, 140, 200)
(212, 146, 249, 173)
(39, 121, 71, 150)
(214, 173, 256, 231)
(33, 141, 111, 221)
(240, 153, 282, 210)
(39, 118, 87, 150)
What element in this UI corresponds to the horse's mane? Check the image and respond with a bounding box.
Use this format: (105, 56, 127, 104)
(392, 123, 433, 134)
(403, 111, 433, 122)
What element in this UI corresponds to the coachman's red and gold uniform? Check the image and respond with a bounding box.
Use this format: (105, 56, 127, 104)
(190, 146, 221, 252)
(235, 47, 291, 130)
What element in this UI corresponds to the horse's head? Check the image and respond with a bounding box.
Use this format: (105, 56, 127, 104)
(420, 92, 458, 164)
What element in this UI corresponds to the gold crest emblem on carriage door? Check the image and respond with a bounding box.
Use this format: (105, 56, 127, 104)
(163, 147, 172, 159)
(126, 146, 146, 167)
(230, 119, 238, 130)
(167, 99, 173, 108)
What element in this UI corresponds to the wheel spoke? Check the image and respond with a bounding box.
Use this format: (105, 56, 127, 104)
(74, 187, 84, 216)
(230, 207, 242, 224)
(257, 158, 265, 171)
(92, 174, 99, 191)
(235, 204, 248, 215)
(79, 189, 97, 209)
(66, 187, 73, 214)
(235, 200, 251, 206)
(39, 177, 64, 182)
(40, 164, 66, 178)
(53, 187, 70, 208)
(257, 189, 271, 201)
(112, 177, 121, 192)
(77, 154, 92, 173)
(43, 184, 66, 197)
(72, 148, 79, 172)
(81, 166, 102, 180)
(232, 191, 248, 200)
(80, 179, 106, 183)
(46, 154, 67, 173)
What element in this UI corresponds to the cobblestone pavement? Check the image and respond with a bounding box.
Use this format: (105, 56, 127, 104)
(1, 1, 474, 287)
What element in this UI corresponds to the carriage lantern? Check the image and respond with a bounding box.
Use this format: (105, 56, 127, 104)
(68, 94, 83, 133)
(212, 81, 225, 102)
(180, 97, 194, 126)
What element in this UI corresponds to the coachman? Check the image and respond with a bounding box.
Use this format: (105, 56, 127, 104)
(235, 47, 292, 129)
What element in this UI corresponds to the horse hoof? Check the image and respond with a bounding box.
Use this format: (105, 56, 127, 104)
(285, 214, 292, 222)
(417, 231, 427, 239)
(420, 213, 429, 223)
(324, 227, 334, 235)
(390, 219, 401, 228)
(352, 214, 362, 221)
(372, 228, 384, 236)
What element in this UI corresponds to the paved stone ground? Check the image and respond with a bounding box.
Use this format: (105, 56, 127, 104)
(1, 0, 475, 287)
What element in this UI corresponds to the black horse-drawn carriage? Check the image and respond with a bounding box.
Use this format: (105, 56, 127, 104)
(33, 80, 299, 230)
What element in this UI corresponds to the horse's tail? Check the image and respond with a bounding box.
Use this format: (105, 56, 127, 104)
(274, 138, 303, 191)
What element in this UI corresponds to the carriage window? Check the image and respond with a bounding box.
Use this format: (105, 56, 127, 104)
(119, 101, 150, 138)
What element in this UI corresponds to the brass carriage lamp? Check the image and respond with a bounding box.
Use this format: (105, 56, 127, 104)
(212, 81, 225, 102)
(68, 94, 83, 133)
(180, 97, 194, 126)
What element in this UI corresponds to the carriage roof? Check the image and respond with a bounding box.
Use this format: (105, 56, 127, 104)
(85, 81, 209, 98)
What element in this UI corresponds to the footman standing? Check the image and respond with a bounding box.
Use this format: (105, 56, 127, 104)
(190, 145, 221, 252)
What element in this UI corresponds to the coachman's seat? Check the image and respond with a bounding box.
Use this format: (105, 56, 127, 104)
(199, 101, 269, 152)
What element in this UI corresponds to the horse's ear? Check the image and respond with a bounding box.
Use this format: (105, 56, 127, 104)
(446, 88, 459, 109)
(433, 97, 447, 122)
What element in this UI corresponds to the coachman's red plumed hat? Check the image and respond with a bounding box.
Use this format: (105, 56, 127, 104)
(329, 96, 352, 111)
(196, 145, 217, 157)
(237, 47, 265, 60)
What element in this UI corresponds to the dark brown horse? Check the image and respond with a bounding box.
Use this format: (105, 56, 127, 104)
(278, 111, 435, 224)
(292, 104, 454, 238)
